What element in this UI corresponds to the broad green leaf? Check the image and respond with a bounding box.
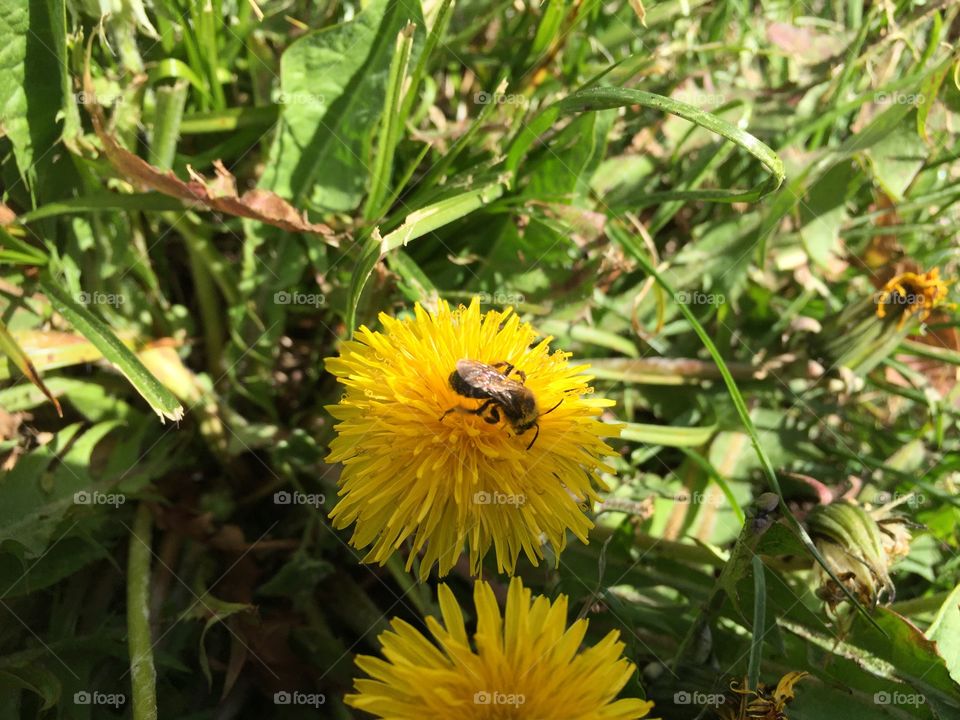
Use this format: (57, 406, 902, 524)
(851, 608, 960, 716)
(927, 584, 960, 686)
(0, 422, 106, 557)
(0, 0, 69, 191)
(260, 0, 424, 211)
(865, 112, 929, 202)
(39, 276, 184, 422)
(799, 161, 857, 268)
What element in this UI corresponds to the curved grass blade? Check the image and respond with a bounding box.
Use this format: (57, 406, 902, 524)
(613, 224, 883, 632)
(346, 181, 506, 333)
(507, 86, 784, 203)
(0, 320, 62, 416)
(39, 276, 184, 423)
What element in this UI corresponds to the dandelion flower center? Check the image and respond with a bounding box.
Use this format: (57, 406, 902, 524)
(325, 299, 619, 578)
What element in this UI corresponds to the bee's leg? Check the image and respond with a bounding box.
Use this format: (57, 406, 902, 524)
(526, 423, 540, 450)
(439, 406, 461, 422)
(441, 399, 493, 422)
(467, 399, 502, 424)
(493, 361, 527, 384)
(542, 399, 562, 415)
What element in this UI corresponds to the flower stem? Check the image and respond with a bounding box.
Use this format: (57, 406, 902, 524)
(128, 503, 158, 720)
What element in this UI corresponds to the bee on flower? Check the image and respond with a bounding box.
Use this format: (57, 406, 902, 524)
(324, 298, 621, 579)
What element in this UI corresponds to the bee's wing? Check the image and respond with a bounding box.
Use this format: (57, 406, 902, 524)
(455, 359, 507, 387)
(455, 359, 525, 407)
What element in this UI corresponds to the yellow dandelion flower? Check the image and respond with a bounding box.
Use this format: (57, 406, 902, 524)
(875, 268, 954, 327)
(325, 298, 619, 579)
(346, 576, 656, 719)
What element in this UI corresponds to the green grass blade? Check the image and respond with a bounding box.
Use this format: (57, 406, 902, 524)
(748, 554, 766, 689)
(507, 86, 784, 202)
(39, 276, 184, 423)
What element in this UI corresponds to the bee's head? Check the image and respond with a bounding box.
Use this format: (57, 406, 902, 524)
(511, 392, 539, 433)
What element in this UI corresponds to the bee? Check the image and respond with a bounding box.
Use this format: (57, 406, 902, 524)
(439, 359, 561, 449)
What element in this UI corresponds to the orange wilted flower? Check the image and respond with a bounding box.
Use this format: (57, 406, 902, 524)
(717, 672, 808, 720)
(875, 268, 954, 328)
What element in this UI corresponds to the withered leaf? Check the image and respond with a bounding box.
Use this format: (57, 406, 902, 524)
(81, 68, 335, 242)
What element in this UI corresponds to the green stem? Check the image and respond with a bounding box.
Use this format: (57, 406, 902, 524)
(128, 503, 158, 720)
(149, 82, 189, 171)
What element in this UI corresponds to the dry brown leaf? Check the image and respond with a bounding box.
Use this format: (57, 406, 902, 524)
(81, 65, 335, 242)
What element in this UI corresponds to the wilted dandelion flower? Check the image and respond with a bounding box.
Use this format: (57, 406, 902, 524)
(819, 265, 955, 377)
(717, 672, 808, 720)
(808, 500, 913, 613)
(325, 298, 619, 578)
(346, 577, 655, 719)
(875, 267, 953, 327)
